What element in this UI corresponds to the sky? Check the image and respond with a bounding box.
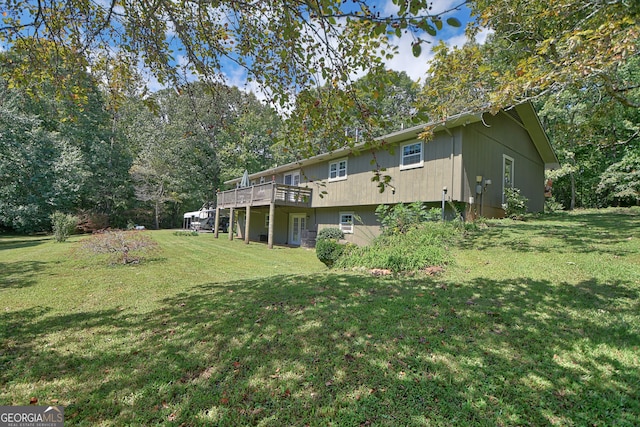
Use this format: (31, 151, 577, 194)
(0, 0, 487, 99)
(142, 0, 489, 99)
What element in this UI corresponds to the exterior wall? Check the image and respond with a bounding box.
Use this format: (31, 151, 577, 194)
(296, 129, 463, 208)
(314, 205, 379, 246)
(461, 112, 546, 216)
(229, 109, 549, 235)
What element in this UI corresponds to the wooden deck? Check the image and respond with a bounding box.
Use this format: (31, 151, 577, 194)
(216, 182, 312, 209)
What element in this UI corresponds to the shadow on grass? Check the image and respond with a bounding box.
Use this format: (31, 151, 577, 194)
(0, 261, 48, 289)
(0, 236, 50, 251)
(1, 271, 639, 425)
(462, 209, 640, 257)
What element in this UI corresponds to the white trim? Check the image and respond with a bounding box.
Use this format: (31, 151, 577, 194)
(289, 213, 306, 245)
(502, 154, 515, 204)
(328, 158, 348, 182)
(284, 170, 301, 186)
(400, 141, 424, 170)
(339, 211, 354, 234)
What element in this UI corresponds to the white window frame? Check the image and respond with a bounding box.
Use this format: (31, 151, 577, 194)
(264, 214, 269, 228)
(400, 141, 423, 170)
(502, 154, 515, 204)
(328, 158, 348, 182)
(284, 170, 301, 186)
(339, 212, 354, 234)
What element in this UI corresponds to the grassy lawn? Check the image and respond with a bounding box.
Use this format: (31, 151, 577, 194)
(1, 209, 639, 426)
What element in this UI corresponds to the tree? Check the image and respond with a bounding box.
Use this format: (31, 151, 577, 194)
(0, 84, 87, 232)
(0, 0, 463, 112)
(598, 149, 640, 206)
(466, 0, 639, 110)
(118, 82, 288, 228)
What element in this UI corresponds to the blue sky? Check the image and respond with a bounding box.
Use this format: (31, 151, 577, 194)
(0, 1, 485, 97)
(142, 0, 487, 97)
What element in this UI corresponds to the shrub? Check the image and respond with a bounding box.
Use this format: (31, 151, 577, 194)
(376, 202, 435, 236)
(50, 211, 78, 242)
(502, 187, 528, 219)
(80, 229, 158, 265)
(544, 196, 565, 213)
(173, 230, 199, 237)
(315, 238, 345, 268)
(336, 222, 457, 273)
(317, 227, 344, 240)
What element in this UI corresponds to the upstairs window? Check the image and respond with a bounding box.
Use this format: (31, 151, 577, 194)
(329, 158, 348, 181)
(401, 142, 423, 170)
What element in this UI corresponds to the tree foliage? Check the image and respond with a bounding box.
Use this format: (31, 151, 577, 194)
(467, 0, 639, 109)
(0, 0, 462, 112)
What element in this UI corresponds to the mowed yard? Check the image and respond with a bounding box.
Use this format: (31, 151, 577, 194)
(1, 208, 639, 426)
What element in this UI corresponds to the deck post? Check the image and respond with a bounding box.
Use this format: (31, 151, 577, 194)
(268, 202, 275, 249)
(214, 206, 220, 238)
(245, 205, 251, 244)
(228, 207, 234, 240)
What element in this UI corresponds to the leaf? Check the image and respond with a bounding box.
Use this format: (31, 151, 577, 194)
(412, 42, 422, 57)
(446, 17, 462, 28)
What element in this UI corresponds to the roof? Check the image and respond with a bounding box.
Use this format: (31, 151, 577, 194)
(225, 102, 558, 185)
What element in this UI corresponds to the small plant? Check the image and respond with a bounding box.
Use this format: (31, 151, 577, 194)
(502, 187, 528, 219)
(173, 230, 199, 237)
(317, 227, 344, 240)
(376, 202, 433, 236)
(50, 211, 78, 242)
(545, 196, 565, 213)
(80, 229, 159, 265)
(315, 238, 345, 268)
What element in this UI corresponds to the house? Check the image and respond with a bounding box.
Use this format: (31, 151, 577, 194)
(214, 102, 558, 248)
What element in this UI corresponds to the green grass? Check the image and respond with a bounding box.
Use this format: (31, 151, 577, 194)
(1, 209, 639, 426)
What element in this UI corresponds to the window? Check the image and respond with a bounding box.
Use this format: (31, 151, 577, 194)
(284, 171, 300, 186)
(264, 214, 269, 228)
(503, 154, 514, 203)
(339, 212, 354, 234)
(329, 158, 348, 181)
(400, 142, 423, 169)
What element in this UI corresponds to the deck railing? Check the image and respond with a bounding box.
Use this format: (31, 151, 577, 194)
(216, 182, 312, 208)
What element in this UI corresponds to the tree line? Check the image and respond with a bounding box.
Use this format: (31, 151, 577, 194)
(0, 1, 637, 233)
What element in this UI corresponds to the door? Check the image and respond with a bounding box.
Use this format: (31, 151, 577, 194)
(503, 155, 514, 204)
(289, 213, 306, 246)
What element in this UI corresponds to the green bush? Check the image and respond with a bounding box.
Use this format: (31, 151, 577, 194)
(173, 230, 199, 237)
(376, 202, 437, 236)
(336, 222, 457, 273)
(502, 187, 528, 219)
(315, 238, 345, 268)
(50, 211, 78, 242)
(317, 227, 344, 240)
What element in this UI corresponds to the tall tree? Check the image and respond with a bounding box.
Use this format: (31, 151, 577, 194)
(0, 84, 87, 232)
(0, 0, 463, 113)
(119, 82, 287, 227)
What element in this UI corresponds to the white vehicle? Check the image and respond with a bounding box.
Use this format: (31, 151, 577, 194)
(182, 207, 228, 232)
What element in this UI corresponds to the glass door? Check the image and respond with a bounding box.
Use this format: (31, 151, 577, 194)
(289, 214, 306, 246)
